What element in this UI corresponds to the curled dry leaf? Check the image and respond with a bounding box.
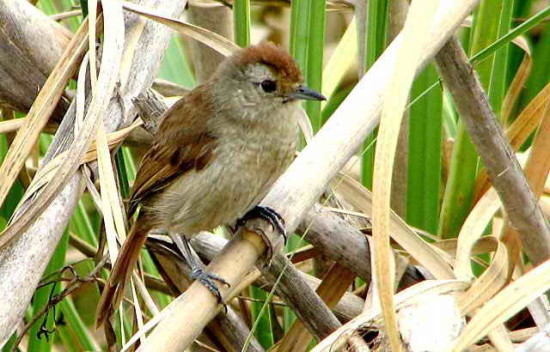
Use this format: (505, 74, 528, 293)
(452, 258, 550, 350)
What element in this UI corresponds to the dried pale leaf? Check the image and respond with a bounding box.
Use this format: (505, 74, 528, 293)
(88, 0, 98, 91)
(454, 188, 501, 280)
(372, 1, 439, 350)
(297, 107, 314, 143)
(0, 119, 24, 134)
(130, 279, 146, 345)
(452, 259, 550, 350)
(435, 237, 497, 258)
(522, 96, 550, 198)
(334, 174, 454, 279)
(487, 325, 515, 352)
(0, 17, 90, 211)
(121, 1, 238, 57)
(16, 121, 141, 204)
(321, 17, 357, 105)
(457, 237, 510, 315)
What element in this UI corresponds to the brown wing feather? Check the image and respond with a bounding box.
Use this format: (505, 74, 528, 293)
(128, 85, 217, 216)
(96, 86, 217, 326)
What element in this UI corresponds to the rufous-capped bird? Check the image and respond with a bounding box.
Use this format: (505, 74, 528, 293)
(96, 42, 325, 325)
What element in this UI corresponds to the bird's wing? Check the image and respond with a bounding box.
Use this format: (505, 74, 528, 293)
(128, 87, 217, 215)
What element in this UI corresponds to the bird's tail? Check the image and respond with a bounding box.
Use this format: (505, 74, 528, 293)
(95, 219, 151, 327)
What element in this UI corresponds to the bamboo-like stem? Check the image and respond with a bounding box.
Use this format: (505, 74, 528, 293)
(434, 37, 550, 265)
(141, 1, 479, 349)
(0, 0, 187, 343)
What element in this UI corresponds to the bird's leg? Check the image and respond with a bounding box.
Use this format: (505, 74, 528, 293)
(169, 233, 230, 304)
(236, 205, 287, 243)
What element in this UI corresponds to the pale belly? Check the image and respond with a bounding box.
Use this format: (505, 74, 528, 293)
(145, 137, 295, 235)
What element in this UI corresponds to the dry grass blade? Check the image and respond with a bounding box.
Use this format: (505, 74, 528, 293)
(456, 237, 510, 315)
(335, 175, 454, 280)
(0, 5, 123, 249)
(454, 188, 501, 280)
(0, 119, 25, 134)
(13, 121, 141, 205)
(321, 17, 356, 105)
(475, 82, 550, 199)
(372, 1, 439, 349)
(121, 0, 238, 57)
(522, 95, 550, 199)
(501, 36, 532, 124)
(435, 237, 497, 258)
(0, 17, 89, 211)
(451, 259, 550, 350)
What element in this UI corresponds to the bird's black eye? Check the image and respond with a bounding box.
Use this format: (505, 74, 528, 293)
(260, 79, 277, 93)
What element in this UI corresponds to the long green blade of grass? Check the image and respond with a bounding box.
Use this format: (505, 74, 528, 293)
(233, 0, 251, 47)
(407, 65, 442, 234)
(360, 0, 388, 189)
(304, 0, 327, 132)
(249, 286, 275, 348)
(471, 5, 550, 64)
(488, 0, 515, 121)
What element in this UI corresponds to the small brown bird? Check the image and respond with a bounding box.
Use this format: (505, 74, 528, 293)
(95, 42, 325, 325)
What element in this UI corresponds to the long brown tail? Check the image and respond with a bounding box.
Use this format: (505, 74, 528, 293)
(96, 220, 151, 327)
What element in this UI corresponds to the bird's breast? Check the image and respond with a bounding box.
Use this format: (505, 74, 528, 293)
(154, 126, 298, 235)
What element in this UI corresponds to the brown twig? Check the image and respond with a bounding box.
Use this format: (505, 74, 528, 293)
(435, 37, 550, 265)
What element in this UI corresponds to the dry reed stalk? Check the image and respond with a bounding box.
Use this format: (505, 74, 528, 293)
(140, 1, 479, 349)
(0, 0, 72, 116)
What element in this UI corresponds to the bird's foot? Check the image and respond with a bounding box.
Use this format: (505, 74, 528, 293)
(236, 206, 287, 243)
(191, 267, 230, 311)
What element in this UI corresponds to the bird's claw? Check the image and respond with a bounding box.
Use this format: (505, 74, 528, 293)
(191, 267, 230, 313)
(236, 206, 287, 243)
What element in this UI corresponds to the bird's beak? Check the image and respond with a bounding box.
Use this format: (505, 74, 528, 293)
(288, 86, 326, 101)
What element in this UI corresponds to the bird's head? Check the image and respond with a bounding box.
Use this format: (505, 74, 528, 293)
(213, 43, 325, 108)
